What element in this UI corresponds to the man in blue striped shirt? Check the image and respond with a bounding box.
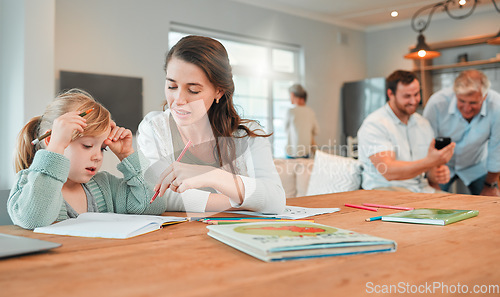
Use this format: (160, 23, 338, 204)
(424, 69, 500, 196)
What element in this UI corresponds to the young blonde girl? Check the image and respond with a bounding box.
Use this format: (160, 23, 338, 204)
(8, 89, 165, 229)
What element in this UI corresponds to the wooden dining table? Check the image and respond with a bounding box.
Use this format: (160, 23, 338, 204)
(1, 190, 499, 297)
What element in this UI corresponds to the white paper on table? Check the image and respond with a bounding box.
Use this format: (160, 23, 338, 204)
(225, 206, 340, 219)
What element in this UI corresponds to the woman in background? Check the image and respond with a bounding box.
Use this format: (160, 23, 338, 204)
(137, 35, 285, 214)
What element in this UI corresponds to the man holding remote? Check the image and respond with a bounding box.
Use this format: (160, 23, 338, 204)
(358, 70, 455, 193)
(424, 69, 500, 196)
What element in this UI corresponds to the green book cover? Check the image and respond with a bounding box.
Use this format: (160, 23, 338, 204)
(381, 208, 478, 226)
(207, 221, 396, 262)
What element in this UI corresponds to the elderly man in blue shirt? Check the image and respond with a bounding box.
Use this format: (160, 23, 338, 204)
(424, 69, 500, 196)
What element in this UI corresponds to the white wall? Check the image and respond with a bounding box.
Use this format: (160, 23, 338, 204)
(0, 0, 55, 190)
(365, 8, 500, 78)
(54, 0, 367, 158)
(4, 0, 496, 189)
(0, 0, 23, 190)
(1, 0, 368, 188)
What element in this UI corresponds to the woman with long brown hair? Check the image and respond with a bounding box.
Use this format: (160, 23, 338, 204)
(137, 35, 285, 213)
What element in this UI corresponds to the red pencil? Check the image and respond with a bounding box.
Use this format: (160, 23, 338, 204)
(344, 203, 378, 212)
(362, 203, 414, 211)
(150, 140, 192, 204)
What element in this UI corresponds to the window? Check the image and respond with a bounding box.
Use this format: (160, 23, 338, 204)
(168, 27, 302, 158)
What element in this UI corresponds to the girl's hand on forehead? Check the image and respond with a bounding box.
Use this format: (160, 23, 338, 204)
(46, 111, 87, 155)
(104, 121, 134, 161)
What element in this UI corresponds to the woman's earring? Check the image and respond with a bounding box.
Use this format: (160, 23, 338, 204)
(215, 98, 220, 104)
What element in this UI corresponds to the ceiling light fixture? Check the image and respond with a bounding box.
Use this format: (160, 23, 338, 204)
(391, 11, 398, 17)
(405, 0, 500, 60)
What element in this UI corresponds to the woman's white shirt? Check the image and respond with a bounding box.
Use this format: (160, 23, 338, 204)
(136, 110, 286, 214)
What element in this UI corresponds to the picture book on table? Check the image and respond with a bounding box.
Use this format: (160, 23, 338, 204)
(207, 221, 396, 262)
(381, 208, 479, 226)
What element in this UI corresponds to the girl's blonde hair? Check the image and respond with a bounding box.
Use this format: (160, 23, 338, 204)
(15, 88, 111, 172)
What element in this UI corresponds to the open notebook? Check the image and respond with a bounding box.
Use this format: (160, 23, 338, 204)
(34, 213, 187, 239)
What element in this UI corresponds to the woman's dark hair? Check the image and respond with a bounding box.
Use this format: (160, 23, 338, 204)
(164, 35, 271, 168)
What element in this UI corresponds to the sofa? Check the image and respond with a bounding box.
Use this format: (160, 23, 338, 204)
(274, 150, 363, 198)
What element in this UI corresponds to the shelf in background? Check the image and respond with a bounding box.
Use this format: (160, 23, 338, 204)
(411, 32, 500, 105)
(415, 58, 500, 71)
(425, 33, 497, 50)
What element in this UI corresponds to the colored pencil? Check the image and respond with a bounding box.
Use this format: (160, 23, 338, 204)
(31, 108, 94, 145)
(190, 216, 287, 222)
(205, 219, 315, 225)
(362, 203, 414, 211)
(202, 218, 314, 222)
(188, 217, 271, 222)
(365, 216, 382, 222)
(150, 140, 192, 204)
(344, 203, 378, 212)
(188, 217, 207, 221)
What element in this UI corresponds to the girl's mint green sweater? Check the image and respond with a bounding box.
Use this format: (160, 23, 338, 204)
(8, 149, 167, 229)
